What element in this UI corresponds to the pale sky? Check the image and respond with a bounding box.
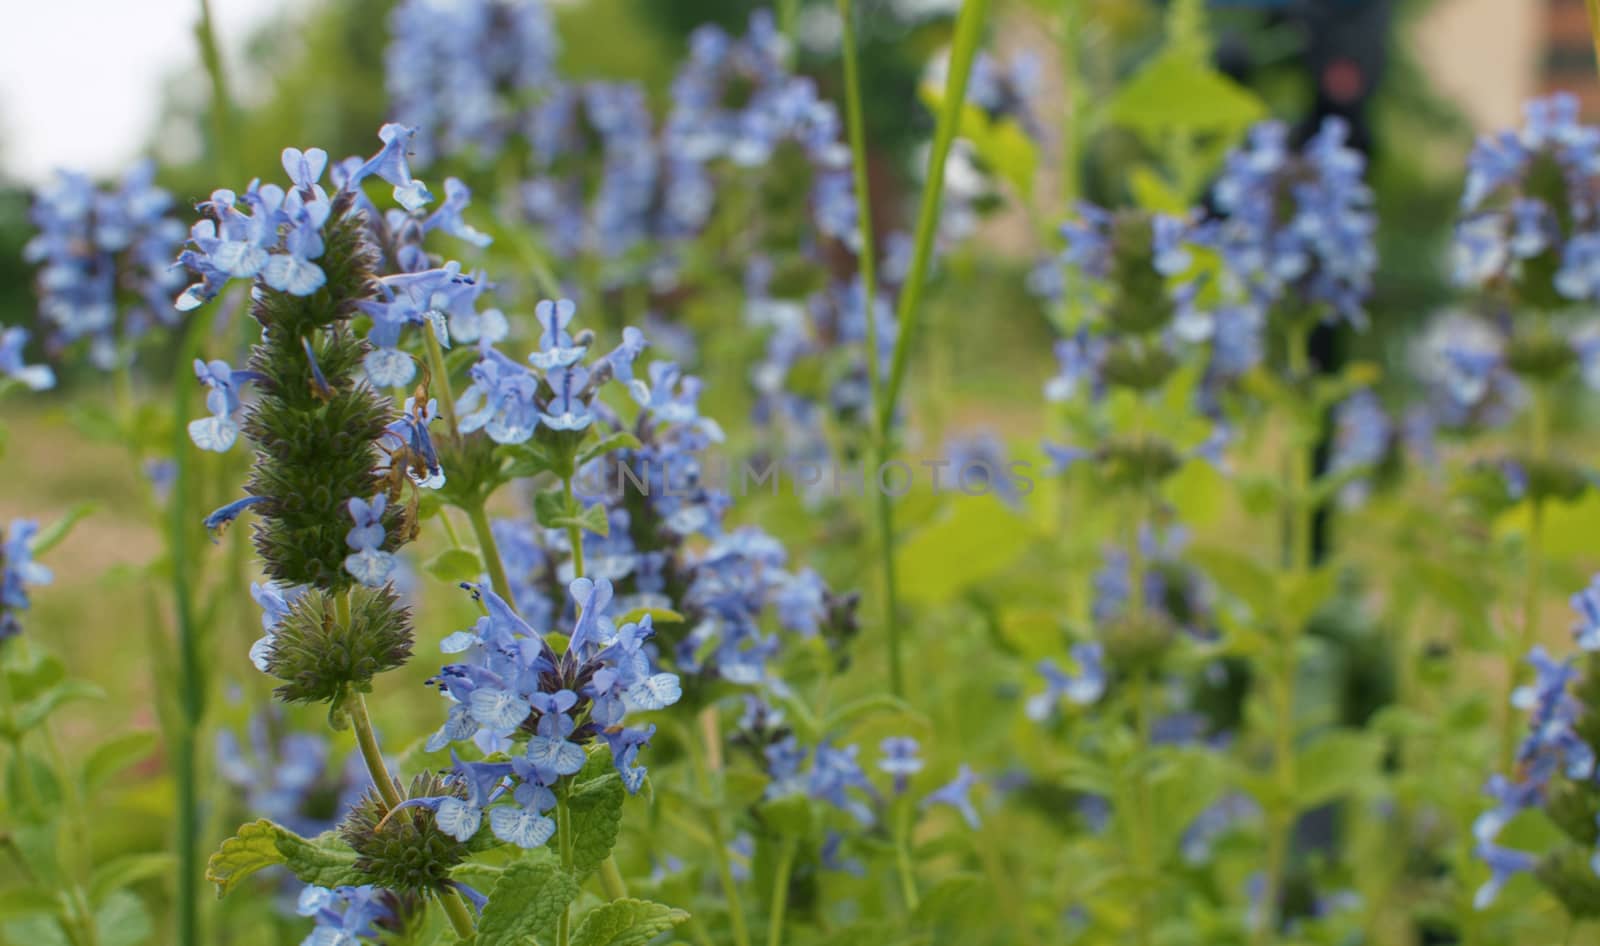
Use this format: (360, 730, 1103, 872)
(0, 0, 289, 184)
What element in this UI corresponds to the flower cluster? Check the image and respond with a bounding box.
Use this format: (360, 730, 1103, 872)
(0, 521, 52, 642)
(24, 161, 186, 369)
(216, 711, 363, 839)
(1453, 93, 1600, 305)
(1203, 117, 1376, 337)
(386, 0, 558, 165)
(423, 578, 679, 841)
(295, 884, 416, 946)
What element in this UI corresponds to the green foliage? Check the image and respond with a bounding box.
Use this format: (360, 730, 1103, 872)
(205, 820, 363, 897)
(568, 763, 627, 879)
(570, 898, 690, 946)
(476, 854, 581, 946)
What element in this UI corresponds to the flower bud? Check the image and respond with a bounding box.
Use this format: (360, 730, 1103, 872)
(340, 772, 471, 895)
(262, 586, 414, 705)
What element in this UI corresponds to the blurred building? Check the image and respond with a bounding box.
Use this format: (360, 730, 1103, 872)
(1416, 0, 1598, 130)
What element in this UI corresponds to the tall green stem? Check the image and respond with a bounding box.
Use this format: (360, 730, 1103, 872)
(465, 502, 514, 603)
(1256, 324, 1314, 946)
(878, 0, 989, 436)
(892, 800, 920, 911)
(562, 475, 587, 580)
(557, 789, 574, 946)
(348, 692, 402, 811)
(194, 0, 235, 180)
(422, 327, 461, 437)
(441, 890, 478, 941)
(1500, 383, 1550, 773)
(679, 716, 751, 946)
(767, 839, 797, 946)
(834, 0, 909, 697)
(170, 312, 209, 946)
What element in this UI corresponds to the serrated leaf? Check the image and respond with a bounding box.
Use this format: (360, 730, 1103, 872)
(578, 431, 642, 468)
(568, 774, 625, 878)
(205, 820, 362, 897)
(82, 731, 158, 795)
(30, 503, 95, 557)
(424, 547, 485, 583)
(499, 440, 561, 480)
(570, 898, 689, 946)
(535, 489, 576, 529)
(476, 854, 580, 946)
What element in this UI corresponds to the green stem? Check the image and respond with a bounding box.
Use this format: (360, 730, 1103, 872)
(1501, 383, 1551, 773)
(1585, 0, 1600, 83)
(767, 839, 797, 946)
(194, 0, 235, 180)
(892, 801, 919, 911)
(422, 325, 461, 438)
(1129, 674, 1156, 946)
(348, 692, 403, 810)
(557, 790, 574, 946)
(170, 310, 208, 946)
(564, 476, 586, 580)
(465, 502, 514, 603)
(599, 855, 630, 900)
(1257, 323, 1314, 946)
(681, 717, 752, 946)
(879, 0, 989, 439)
(441, 889, 477, 941)
(836, 0, 905, 698)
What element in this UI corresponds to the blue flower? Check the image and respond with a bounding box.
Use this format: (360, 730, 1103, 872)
(1328, 390, 1391, 507)
(540, 363, 593, 431)
(380, 397, 446, 489)
(203, 495, 270, 542)
(1572, 576, 1600, 650)
(343, 495, 397, 588)
(348, 123, 432, 212)
(27, 162, 185, 367)
(0, 328, 54, 392)
(457, 346, 541, 444)
(296, 885, 399, 946)
(189, 358, 261, 452)
(424, 178, 493, 248)
(249, 581, 308, 671)
(923, 764, 981, 828)
(529, 299, 586, 370)
(0, 521, 53, 641)
(878, 737, 923, 795)
(1026, 642, 1106, 720)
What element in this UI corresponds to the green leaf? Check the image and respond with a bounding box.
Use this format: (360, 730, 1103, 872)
(205, 820, 362, 897)
(821, 694, 928, 736)
(1106, 47, 1265, 135)
(911, 872, 987, 933)
(578, 431, 642, 468)
(570, 898, 690, 946)
(1296, 729, 1383, 809)
(90, 853, 174, 904)
(2, 914, 71, 946)
(1281, 566, 1339, 631)
(0, 887, 56, 921)
(82, 731, 159, 795)
(476, 854, 580, 946)
(616, 606, 685, 628)
(13, 679, 105, 735)
(1188, 544, 1276, 619)
(895, 498, 1029, 604)
(499, 441, 560, 480)
(756, 794, 815, 840)
(424, 547, 485, 584)
(568, 773, 626, 878)
(30, 503, 95, 557)
(93, 890, 152, 946)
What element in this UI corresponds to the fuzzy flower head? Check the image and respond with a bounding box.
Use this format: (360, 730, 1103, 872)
(25, 161, 187, 369)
